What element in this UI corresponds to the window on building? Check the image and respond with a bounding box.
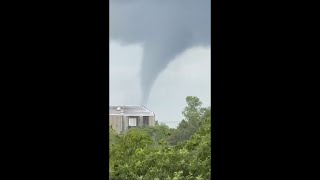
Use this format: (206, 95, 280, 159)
(143, 116, 149, 125)
(129, 117, 137, 127)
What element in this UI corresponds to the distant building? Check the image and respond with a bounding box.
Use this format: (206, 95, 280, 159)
(109, 105, 155, 133)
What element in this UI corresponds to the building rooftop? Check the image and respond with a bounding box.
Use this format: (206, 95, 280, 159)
(109, 105, 155, 116)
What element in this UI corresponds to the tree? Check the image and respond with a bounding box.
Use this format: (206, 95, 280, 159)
(109, 116, 211, 180)
(168, 96, 210, 145)
(182, 96, 202, 123)
(134, 122, 171, 146)
(109, 96, 211, 180)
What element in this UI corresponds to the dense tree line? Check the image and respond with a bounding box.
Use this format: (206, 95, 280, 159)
(109, 96, 211, 179)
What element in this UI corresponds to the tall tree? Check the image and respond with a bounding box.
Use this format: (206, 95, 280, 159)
(168, 96, 210, 145)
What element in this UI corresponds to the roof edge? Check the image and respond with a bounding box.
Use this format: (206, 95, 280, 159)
(140, 105, 155, 115)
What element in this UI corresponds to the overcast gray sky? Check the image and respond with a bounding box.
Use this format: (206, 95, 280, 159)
(110, 0, 210, 128)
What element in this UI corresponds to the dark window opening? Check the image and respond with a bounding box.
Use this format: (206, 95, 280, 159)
(143, 116, 149, 125)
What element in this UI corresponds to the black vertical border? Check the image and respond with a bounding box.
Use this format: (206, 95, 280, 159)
(212, 0, 223, 179)
(96, 0, 109, 179)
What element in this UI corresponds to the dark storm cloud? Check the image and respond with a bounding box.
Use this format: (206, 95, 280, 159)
(110, 0, 210, 104)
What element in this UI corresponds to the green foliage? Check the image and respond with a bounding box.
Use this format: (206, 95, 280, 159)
(134, 122, 172, 146)
(168, 96, 211, 145)
(109, 96, 211, 180)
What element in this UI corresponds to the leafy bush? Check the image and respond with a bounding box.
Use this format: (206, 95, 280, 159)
(109, 96, 211, 179)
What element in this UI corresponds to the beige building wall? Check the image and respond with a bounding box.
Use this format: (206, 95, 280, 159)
(109, 114, 155, 134)
(149, 116, 155, 126)
(109, 115, 122, 134)
(139, 116, 143, 126)
(123, 116, 129, 131)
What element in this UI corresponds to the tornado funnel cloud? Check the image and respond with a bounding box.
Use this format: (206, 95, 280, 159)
(110, 0, 211, 105)
(140, 36, 191, 104)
